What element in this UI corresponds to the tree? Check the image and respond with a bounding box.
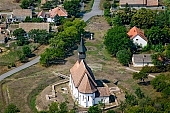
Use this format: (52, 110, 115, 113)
(133, 71, 148, 82)
(151, 53, 165, 66)
(28, 29, 51, 44)
(63, 0, 80, 17)
(54, 14, 61, 26)
(41, 1, 53, 10)
(112, 15, 123, 26)
(32, 18, 44, 22)
(59, 102, 68, 113)
(106, 110, 115, 113)
(104, 26, 133, 56)
(20, 0, 30, 9)
(4, 104, 20, 113)
(24, 16, 32, 22)
(48, 102, 59, 113)
(145, 26, 169, 45)
(13, 28, 26, 38)
(135, 88, 145, 99)
(103, 1, 111, 9)
(88, 105, 102, 113)
(22, 45, 31, 57)
(118, 101, 126, 113)
(130, 8, 155, 29)
(116, 49, 131, 66)
(125, 92, 138, 106)
(151, 74, 168, 92)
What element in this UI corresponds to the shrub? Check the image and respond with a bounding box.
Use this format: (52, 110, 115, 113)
(141, 66, 166, 73)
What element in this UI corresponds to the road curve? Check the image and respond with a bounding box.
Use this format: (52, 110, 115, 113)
(0, 0, 103, 81)
(82, 0, 103, 22)
(0, 56, 40, 81)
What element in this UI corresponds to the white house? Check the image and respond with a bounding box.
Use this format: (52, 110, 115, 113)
(7, 9, 32, 23)
(132, 54, 154, 67)
(127, 26, 148, 48)
(69, 38, 110, 107)
(38, 7, 68, 22)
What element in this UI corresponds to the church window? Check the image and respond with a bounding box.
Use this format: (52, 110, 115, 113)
(88, 96, 89, 101)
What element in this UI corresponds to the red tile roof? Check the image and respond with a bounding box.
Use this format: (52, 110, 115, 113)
(49, 7, 68, 18)
(70, 60, 97, 93)
(147, 0, 158, 6)
(127, 26, 148, 42)
(37, 10, 46, 18)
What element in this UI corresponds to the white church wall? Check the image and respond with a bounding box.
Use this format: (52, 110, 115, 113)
(95, 96, 110, 105)
(78, 93, 95, 107)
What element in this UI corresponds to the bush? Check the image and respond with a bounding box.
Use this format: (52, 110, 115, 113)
(103, 1, 111, 9)
(141, 66, 166, 73)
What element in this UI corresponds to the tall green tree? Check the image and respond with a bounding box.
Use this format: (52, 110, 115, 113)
(135, 88, 145, 99)
(88, 105, 102, 113)
(48, 102, 59, 113)
(13, 28, 26, 37)
(22, 45, 31, 57)
(104, 26, 133, 56)
(133, 71, 148, 82)
(130, 8, 155, 29)
(63, 0, 80, 17)
(151, 53, 165, 66)
(116, 49, 131, 66)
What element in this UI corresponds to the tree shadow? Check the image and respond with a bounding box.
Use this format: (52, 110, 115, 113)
(27, 53, 36, 58)
(138, 81, 150, 86)
(102, 79, 110, 83)
(109, 95, 115, 103)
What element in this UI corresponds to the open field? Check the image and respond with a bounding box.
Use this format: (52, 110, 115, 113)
(0, 0, 20, 11)
(0, 16, 161, 112)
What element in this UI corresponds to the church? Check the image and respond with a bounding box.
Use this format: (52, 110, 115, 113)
(69, 38, 110, 107)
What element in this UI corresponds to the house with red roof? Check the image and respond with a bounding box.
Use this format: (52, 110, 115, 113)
(119, 0, 159, 7)
(69, 38, 110, 107)
(127, 26, 148, 48)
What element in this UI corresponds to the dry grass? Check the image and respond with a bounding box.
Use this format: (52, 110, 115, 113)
(0, 16, 161, 112)
(0, 0, 20, 11)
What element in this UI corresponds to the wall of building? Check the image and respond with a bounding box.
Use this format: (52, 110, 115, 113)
(94, 96, 109, 105)
(78, 93, 95, 107)
(133, 35, 147, 48)
(132, 62, 154, 67)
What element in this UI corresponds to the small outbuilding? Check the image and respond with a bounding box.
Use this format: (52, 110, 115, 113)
(132, 54, 154, 67)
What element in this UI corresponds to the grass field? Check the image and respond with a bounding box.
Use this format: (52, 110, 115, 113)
(0, 16, 161, 112)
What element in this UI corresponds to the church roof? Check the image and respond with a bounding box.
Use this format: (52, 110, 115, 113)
(70, 60, 97, 93)
(77, 38, 87, 53)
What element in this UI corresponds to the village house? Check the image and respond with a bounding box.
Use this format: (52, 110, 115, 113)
(38, 7, 68, 22)
(132, 54, 154, 67)
(7, 9, 32, 23)
(19, 23, 50, 33)
(69, 38, 110, 107)
(127, 26, 148, 48)
(119, 0, 159, 8)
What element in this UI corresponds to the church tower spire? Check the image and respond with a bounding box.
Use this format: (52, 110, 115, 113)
(77, 36, 87, 60)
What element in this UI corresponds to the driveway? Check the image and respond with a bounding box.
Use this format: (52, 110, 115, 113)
(0, 56, 40, 81)
(82, 0, 103, 22)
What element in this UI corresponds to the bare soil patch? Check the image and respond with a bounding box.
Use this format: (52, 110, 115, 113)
(0, 0, 20, 11)
(0, 16, 161, 112)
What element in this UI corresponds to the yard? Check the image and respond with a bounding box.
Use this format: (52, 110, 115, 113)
(0, 0, 20, 11)
(0, 16, 161, 112)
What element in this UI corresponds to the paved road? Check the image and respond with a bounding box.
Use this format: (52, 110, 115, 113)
(0, 0, 103, 81)
(82, 0, 103, 22)
(0, 56, 40, 81)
